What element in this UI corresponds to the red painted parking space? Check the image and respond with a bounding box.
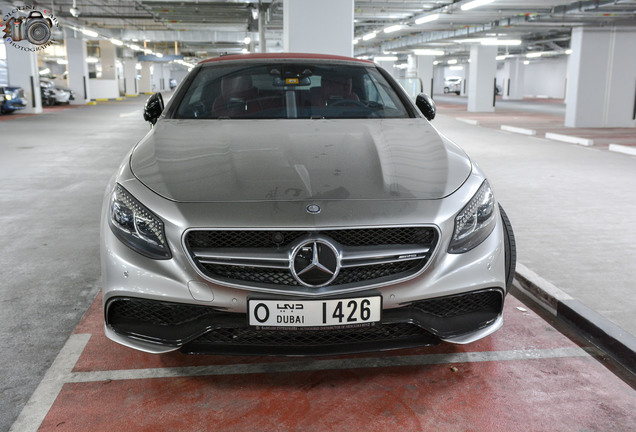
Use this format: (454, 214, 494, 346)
(19, 291, 636, 431)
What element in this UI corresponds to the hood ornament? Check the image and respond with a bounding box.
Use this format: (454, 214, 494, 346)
(306, 204, 321, 214)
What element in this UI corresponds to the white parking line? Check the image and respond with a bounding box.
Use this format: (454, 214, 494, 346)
(10, 333, 594, 432)
(9, 334, 91, 432)
(545, 132, 594, 147)
(500, 125, 537, 136)
(68, 347, 592, 383)
(119, 110, 142, 118)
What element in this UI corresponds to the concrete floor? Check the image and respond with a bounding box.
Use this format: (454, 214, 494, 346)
(0, 100, 150, 432)
(0, 96, 635, 431)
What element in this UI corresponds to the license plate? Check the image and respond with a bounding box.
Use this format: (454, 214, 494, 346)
(248, 296, 382, 328)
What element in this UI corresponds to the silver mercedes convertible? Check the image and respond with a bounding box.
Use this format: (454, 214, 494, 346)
(101, 53, 516, 355)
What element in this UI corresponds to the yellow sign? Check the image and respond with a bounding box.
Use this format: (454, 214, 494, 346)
(285, 78, 299, 85)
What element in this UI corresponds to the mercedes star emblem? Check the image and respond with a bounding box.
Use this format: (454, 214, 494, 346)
(291, 240, 339, 287)
(306, 204, 321, 214)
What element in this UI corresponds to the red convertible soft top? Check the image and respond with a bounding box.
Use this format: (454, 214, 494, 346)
(199, 52, 374, 65)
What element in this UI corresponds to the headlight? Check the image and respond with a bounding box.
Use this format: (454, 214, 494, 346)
(108, 184, 171, 259)
(449, 180, 496, 254)
(5, 94, 12, 100)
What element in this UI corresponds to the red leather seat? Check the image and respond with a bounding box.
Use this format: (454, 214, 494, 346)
(311, 77, 359, 107)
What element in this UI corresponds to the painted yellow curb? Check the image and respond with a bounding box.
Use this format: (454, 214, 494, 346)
(125, 94, 139, 97)
(86, 101, 97, 105)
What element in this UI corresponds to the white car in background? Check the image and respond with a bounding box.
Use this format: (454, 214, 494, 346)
(444, 76, 462, 95)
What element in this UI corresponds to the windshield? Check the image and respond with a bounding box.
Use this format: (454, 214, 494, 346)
(173, 62, 412, 120)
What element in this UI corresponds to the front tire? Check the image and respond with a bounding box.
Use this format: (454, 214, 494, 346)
(499, 205, 516, 291)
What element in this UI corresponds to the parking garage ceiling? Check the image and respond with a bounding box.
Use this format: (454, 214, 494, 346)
(3, 0, 636, 62)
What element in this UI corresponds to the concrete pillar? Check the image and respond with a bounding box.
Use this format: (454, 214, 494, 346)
(416, 55, 434, 96)
(467, 45, 497, 112)
(501, 57, 525, 100)
(258, 6, 267, 53)
(5, 44, 42, 113)
(162, 65, 172, 90)
(151, 64, 160, 92)
(139, 62, 152, 94)
(565, 27, 636, 128)
(283, 0, 353, 57)
(377, 60, 397, 79)
(122, 59, 138, 96)
(99, 40, 117, 80)
(65, 29, 90, 105)
(461, 64, 469, 96)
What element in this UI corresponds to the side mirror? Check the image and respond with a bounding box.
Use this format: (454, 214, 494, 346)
(415, 93, 436, 121)
(143, 92, 164, 125)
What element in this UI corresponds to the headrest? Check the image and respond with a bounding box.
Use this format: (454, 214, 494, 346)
(321, 77, 352, 96)
(221, 75, 254, 98)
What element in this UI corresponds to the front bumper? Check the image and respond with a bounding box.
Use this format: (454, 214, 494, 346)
(2, 99, 26, 111)
(105, 288, 503, 356)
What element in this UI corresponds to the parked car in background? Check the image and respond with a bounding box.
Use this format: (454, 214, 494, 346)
(169, 78, 177, 89)
(0, 86, 27, 114)
(444, 76, 462, 95)
(40, 79, 74, 105)
(102, 53, 516, 356)
(40, 81, 56, 106)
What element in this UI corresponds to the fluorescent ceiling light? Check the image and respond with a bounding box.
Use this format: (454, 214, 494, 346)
(353, 39, 359, 45)
(454, 38, 487, 44)
(496, 55, 507, 61)
(565, 49, 572, 54)
(244, 37, 251, 45)
(449, 66, 464, 71)
(433, 60, 440, 65)
(413, 49, 445, 56)
(56, 59, 68, 65)
(110, 39, 123, 46)
(135, 63, 142, 70)
(362, 32, 377, 41)
(526, 52, 542, 58)
(155, 53, 164, 58)
(461, 0, 495, 11)
(86, 57, 99, 63)
(81, 29, 98, 38)
(481, 39, 522, 46)
(39, 68, 50, 75)
(394, 63, 409, 69)
(374, 56, 398, 62)
(130, 45, 142, 51)
(524, 60, 530, 65)
(447, 59, 458, 65)
(241, 48, 249, 54)
(384, 25, 405, 34)
(414, 13, 440, 25)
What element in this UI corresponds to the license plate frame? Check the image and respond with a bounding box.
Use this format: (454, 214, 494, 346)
(247, 296, 382, 329)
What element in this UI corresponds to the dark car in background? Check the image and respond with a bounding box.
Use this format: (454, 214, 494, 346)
(0, 86, 27, 114)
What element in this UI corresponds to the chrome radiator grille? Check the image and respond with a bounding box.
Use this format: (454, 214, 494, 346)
(184, 227, 438, 291)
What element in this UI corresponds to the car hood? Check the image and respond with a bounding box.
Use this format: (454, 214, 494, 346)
(130, 119, 472, 202)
